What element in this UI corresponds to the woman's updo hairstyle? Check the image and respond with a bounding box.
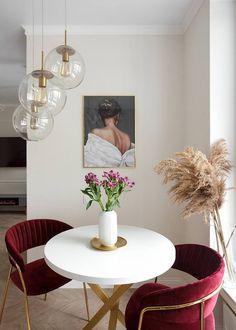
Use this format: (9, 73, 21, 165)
(98, 98, 121, 120)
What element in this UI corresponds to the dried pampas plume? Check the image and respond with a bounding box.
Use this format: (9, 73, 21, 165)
(154, 139, 232, 219)
(155, 140, 236, 281)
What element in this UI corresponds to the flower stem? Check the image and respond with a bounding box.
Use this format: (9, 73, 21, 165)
(98, 199, 105, 211)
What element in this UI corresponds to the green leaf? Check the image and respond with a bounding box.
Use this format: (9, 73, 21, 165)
(94, 184, 99, 194)
(87, 192, 95, 199)
(82, 190, 94, 199)
(86, 200, 93, 210)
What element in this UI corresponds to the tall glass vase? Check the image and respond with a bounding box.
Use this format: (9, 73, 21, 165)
(211, 209, 236, 288)
(223, 226, 236, 288)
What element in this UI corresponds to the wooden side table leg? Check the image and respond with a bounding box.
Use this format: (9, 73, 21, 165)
(83, 284, 132, 330)
(88, 283, 125, 327)
(108, 286, 120, 330)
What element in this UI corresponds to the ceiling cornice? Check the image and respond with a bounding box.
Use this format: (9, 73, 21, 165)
(23, 1, 212, 37)
(182, 0, 236, 33)
(182, 0, 205, 32)
(23, 24, 184, 36)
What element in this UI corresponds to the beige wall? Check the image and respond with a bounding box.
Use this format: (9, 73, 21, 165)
(26, 33, 185, 244)
(183, 0, 210, 245)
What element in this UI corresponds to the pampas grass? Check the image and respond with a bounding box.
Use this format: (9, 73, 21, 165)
(155, 140, 231, 218)
(155, 140, 235, 282)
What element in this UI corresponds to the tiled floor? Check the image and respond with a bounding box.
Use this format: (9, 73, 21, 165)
(0, 213, 132, 329)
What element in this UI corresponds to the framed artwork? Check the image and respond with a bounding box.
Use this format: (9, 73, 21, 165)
(83, 95, 135, 168)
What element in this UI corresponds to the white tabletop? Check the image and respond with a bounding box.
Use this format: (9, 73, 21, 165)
(44, 225, 175, 285)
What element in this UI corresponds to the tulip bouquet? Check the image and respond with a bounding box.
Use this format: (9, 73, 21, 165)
(81, 170, 135, 212)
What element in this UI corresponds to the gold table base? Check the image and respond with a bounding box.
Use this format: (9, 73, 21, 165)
(85, 236, 130, 329)
(83, 283, 133, 330)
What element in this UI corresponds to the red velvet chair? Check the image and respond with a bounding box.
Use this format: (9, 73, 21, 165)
(125, 244, 225, 330)
(0, 219, 89, 330)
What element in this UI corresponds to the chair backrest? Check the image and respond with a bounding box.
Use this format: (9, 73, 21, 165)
(141, 244, 225, 324)
(172, 244, 223, 279)
(5, 219, 72, 272)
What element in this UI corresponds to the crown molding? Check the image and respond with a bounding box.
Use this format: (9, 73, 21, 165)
(24, 1, 230, 37)
(182, 0, 206, 32)
(182, 0, 236, 32)
(23, 24, 184, 36)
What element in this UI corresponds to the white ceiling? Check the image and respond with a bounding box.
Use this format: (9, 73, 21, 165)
(0, 0, 202, 108)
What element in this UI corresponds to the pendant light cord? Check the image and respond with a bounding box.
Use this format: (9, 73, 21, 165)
(64, 0, 67, 46)
(32, 0, 35, 70)
(41, 0, 44, 69)
(65, 0, 67, 30)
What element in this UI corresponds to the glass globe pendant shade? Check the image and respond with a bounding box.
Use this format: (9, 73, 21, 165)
(45, 41, 86, 90)
(18, 69, 67, 117)
(12, 105, 54, 141)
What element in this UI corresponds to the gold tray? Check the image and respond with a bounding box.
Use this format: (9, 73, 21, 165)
(90, 236, 127, 251)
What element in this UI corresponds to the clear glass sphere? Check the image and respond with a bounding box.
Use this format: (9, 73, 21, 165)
(12, 105, 54, 141)
(45, 45, 86, 90)
(18, 70, 67, 117)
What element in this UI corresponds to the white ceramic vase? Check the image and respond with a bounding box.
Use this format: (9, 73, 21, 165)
(98, 210, 117, 247)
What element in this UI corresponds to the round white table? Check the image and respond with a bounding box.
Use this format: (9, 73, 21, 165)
(44, 225, 175, 330)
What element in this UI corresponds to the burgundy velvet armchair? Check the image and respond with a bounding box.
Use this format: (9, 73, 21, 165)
(125, 244, 225, 330)
(0, 219, 86, 330)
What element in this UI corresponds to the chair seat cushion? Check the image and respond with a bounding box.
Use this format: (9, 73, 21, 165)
(138, 313, 214, 330)
(11, 258, 71, 296)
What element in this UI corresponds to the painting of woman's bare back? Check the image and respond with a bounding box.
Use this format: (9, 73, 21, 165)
(84, 96, 135, 168)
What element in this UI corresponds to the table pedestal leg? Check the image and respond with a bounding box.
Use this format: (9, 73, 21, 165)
(108, 286, 119, 330)
(83, 283, 132, 330)
(88, 284, 125, 326)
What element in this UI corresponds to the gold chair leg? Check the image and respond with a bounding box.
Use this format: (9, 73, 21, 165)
(0, 265, 12, 323)
(18, 267, 31, 330)
(83, 282, 90, 321)
(200, 301, 205, 330)
(44, 293, 47, 301)
(23, 293, 31, 330)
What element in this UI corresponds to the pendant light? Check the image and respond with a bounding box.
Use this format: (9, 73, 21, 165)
(18, 0, 67, 118)
(12, 105, 54, 141)
(13, 0, 54, 141)
(45, 0, 85, 90)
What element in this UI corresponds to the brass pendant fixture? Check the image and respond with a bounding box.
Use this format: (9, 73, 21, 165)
(13, 0, 65, 141)
(12, 104, 54, 141)
(45, 0, 85, 90)
(18, 48, 67, 119)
